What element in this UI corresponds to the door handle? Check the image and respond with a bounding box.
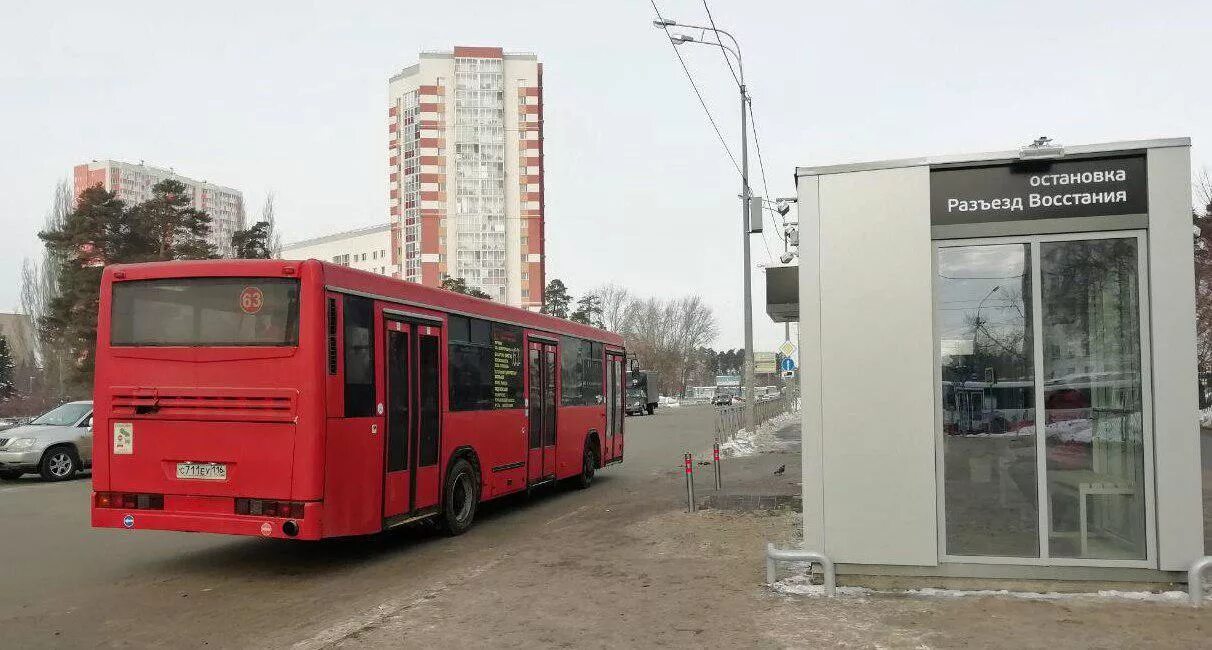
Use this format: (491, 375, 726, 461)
(371, 424, 379, 435)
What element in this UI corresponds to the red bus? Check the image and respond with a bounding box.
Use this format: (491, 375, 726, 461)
(90, 259, 626, 540)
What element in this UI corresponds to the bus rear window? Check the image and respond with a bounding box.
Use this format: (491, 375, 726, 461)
(111, 278, 300, 346)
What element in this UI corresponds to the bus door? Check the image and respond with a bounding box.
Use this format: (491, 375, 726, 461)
(527, 340, 558, 484)
(382, 319, 413, 519)
(411, 326, 442, 512)
(605, 353, 625, 462)
(382, 319, 443, 522)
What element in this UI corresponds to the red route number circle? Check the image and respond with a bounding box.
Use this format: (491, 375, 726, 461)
(240, 287, 264, 315)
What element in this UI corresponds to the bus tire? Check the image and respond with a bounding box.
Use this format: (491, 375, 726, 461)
(646, 404, 655, 415)
(39, 445, 78, 482)
(576, 442, 597, 490)
(440, 457, 480, 536)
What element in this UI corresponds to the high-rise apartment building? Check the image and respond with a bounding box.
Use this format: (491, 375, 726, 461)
(73, 160, 246, 256)
(388, 46, 544, 309)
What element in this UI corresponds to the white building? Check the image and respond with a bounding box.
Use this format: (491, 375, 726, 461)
(73, 160, 245, 256)
(281, 223, 395, 276)
(387, 46, 545, 309)
(792, 138, 1200, 587)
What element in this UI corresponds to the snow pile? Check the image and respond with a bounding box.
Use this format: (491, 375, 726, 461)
(718, 411, 798, 458)
(772, 574, 872, 598)
(772, 574, 1196, 603)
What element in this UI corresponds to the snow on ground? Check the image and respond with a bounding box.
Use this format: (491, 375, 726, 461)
(718, 411, 799, 458)
(771, 573, 1197, 603)
(1200, 407, 1212, 428)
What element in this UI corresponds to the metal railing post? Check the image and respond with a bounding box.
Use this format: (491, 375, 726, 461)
(713, 439, 722, 490)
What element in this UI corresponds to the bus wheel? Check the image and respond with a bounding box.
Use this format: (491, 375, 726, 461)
(576, 444, 597, 489)
(441, 458, 480, 536)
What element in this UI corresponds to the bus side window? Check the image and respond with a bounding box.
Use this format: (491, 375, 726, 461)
(343, 296, 375, 417)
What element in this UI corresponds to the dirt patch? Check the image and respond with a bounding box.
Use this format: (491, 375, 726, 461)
(330, 505, 1212, 649)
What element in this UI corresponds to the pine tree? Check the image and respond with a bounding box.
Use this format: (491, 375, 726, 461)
(38, 185, 131, 390)
(441, 275, 491, 299)
(133, 179, 216, 260)
(0, 335, 15, 400)
(570, 293, 603, 327)
(231, 221, 273, 259)
(542, 279, 570, 318)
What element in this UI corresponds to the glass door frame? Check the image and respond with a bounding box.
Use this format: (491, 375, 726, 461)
(932, 230, 1156, 569)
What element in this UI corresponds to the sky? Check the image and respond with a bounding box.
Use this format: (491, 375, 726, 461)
(1, 0, 1210, 354)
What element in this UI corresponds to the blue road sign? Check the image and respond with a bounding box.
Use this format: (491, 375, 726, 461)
(779, 357, 796, 372)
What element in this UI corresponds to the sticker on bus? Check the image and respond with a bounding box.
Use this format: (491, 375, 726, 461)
(113, 422, 133, 455)
(240, 286, 264, 314)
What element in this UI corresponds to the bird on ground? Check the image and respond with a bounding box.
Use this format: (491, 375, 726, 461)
(773, 464, 786, 475)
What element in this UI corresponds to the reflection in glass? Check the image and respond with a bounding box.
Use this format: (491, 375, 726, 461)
(938, 244, 1038, 557)
(1041, 239, 1145, 560)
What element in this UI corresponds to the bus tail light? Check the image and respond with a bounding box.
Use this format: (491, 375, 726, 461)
(234, 498, 305, 519)
(95, 492, 164, 510)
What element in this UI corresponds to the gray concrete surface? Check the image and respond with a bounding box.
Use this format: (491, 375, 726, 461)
(0, 404, 724, 648)
(701, 421, 802, 511)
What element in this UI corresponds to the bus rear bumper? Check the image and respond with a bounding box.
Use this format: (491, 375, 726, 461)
(91, 503, 324, 540)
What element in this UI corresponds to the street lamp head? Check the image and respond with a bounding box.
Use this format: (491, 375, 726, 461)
(652, 19, 676, 28)
(670, 34, 696, 45)
(775, 200, 792, 217)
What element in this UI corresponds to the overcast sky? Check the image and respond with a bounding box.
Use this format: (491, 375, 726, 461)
(2, 0, 1209, 353)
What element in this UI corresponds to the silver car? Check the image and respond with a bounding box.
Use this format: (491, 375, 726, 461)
(0, 401, 93, 482)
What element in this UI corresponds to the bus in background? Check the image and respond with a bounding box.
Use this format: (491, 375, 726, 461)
(91, 259, 625, 540)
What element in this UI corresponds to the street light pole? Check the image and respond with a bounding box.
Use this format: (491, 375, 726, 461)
(739, 80, 756, 433)
(661, 21, 757, 434)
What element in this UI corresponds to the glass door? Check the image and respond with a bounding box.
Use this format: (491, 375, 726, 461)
(1040, 238, 1147, 560)
(936, 243, 1038, 558)
(935, 232, 1152, 565)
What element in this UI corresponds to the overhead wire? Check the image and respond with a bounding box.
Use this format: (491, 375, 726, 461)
(651, 0, 741, 176)
(651, 0, 778, 264)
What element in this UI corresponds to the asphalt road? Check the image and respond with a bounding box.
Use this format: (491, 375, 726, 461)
(0, 404, 721, 648)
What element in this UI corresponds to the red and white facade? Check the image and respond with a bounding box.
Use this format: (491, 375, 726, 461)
(388, 46, 544, 309)
(73, 160, 245, 257)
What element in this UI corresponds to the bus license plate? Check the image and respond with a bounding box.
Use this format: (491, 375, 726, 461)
(176, 462, 227, 481)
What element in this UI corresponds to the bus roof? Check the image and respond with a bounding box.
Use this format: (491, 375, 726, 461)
(103, 258, 625, 347)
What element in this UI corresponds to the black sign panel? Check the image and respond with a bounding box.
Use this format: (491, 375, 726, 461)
(930, 154, 1146, 225)
(491, 324, 523, 409)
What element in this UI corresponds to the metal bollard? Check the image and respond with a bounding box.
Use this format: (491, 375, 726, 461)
(1189, 556, 1212, 606)
(683, 452, 696, 512)
(713, 439, 722, 490)
(765, 543, 836, 596)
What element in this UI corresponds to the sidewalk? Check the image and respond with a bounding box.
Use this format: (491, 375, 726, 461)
(699, 415, 802, 512)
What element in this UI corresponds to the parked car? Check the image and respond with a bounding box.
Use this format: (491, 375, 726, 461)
(712, 394, 736, 406)
(0, 401, 93, 481)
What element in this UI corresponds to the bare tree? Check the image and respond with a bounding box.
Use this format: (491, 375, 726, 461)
(618, 293, 718, 396)
(260, 192, 283, 258)
(595, 283, 632, 332)
(18, 179, 72, 404)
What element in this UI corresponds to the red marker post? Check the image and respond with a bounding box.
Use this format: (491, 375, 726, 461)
(684, 452, 696, 513)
